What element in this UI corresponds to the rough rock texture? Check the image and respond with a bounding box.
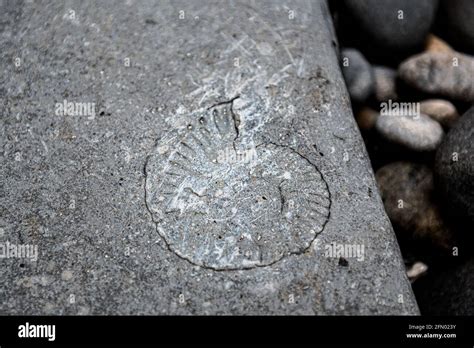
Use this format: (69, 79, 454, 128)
(419, 99, 459, 128)
(375, 114, 444, 152)
(398, 51, 474, 102)
(435, 106, 474, 225)
(376, 162, 455, 251)
(0, 0, 417, 314)
(340, 48, 374, 103)
(342, 0, 438, 52)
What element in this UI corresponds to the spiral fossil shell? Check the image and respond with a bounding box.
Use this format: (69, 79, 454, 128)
(145, 102, 331, 270)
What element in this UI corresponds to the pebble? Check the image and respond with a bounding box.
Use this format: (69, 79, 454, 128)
(406, 261, 428, 283)
(342, 0, 438, 52)
(373, 66, 398, 102)
(425, 34, 453, 53)
(355, 107, 378, 131)
(419, 99, 459, 128)
(398, 51, 474, 102)
(376, 161, 455, 250)
(375, 113, 444, 152)
(341, 48, 374, 103)
(440, 0, 474, 53)
(435, 106, 474, 225)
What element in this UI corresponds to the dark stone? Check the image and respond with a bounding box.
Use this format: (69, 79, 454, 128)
(398, 51, 474, 103)
(435, 106, 474, 226)
(338, 257, 349, 267)
(414, 257, 474, 315)
(419, 99, 459, 128)
(355, 107, 378, 131)
(375, 113, 444, 152)
(376, 162, 456, 251)
(340, 0, 438, 59)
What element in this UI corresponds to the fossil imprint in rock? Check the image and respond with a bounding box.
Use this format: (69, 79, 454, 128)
(145, 101, 331, 270)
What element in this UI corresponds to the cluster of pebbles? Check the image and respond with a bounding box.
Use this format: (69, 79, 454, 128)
(332, 0, 473, 314)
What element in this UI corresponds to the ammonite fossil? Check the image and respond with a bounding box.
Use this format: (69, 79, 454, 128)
(145, 101, 330, 270)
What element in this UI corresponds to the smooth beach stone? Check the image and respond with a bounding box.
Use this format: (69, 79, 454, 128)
(341, 48, 374, 103)
(376, 162, 455, 250)
(375, 113, 444, 152)
(419, 99, 459, 128)
(439, 0, 474, 53)
(342, 0, 438, 52)
(435, 106, 474, 225)
(398, 51, 474, 102)
(373, 66, 398, 102)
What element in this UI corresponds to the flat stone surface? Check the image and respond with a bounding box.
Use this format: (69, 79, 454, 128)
(340, 0, 438, 55)
(0, 0, 418, 314)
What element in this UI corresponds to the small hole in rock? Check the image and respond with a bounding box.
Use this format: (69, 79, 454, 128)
(338, 257, 349, 267)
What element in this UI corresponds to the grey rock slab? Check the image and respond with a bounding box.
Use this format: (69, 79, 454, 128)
(0, 0, 418, 314)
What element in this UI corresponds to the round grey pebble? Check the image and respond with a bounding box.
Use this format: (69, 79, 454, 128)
(341, 48, 374, 103)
